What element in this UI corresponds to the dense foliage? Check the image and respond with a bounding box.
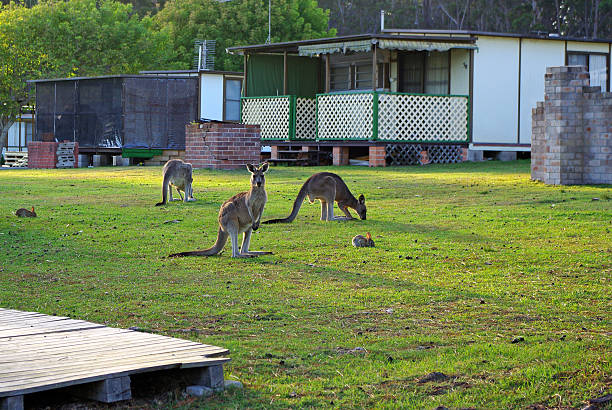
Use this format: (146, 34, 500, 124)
(0, 0, 177, 149)
(153, 0, 335, 72)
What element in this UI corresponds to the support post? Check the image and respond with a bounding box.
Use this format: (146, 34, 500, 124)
(243, 53, 248, 97)
(325, 54, 330, 93)
(372, 43, 378, 90)
(333, 146, 349, 166)
(185, 365, 225, 390)
(283, 51, 288, 96)
(70, 376, 131, 403)
(1, 395, 24, 410)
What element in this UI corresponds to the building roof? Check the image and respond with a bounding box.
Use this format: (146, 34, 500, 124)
(227, 30, 612, 55)
(27, 74, 201, 84)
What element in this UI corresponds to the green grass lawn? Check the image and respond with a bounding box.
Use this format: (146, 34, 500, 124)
(0, 160, 610, 409)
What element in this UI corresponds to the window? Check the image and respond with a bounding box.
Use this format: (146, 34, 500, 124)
(224, 78, 242, 122)
(329, 54, 390, 91)
(567, 52, 609, 91)
(399, 51, 450, 94)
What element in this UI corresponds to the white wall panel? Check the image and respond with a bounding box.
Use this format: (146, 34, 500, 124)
(200, 74, 224, 121)
(450, 48, 470, 95)
(472, 36, 519, 144)
(566, 41, 609, 53)
(519, 39, 565, 144)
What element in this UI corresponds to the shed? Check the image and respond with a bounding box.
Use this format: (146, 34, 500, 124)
(140, 70, 244, 123)
(28, 75, 198, 155)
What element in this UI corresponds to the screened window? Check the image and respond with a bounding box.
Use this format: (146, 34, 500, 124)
(330, 66, 350, 90)
(329, 56, 390, 91)
(399, 51, 450, 94)
(568, 52, 609, 91)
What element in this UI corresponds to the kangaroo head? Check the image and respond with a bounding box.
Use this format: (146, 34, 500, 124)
(246, 162, 269, 188)
(356, 194, 366, 220)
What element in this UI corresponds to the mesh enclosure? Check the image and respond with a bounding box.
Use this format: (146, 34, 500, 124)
(34, 76, 197, 150)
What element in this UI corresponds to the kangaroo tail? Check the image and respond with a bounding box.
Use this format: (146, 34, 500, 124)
(169, 227, 228, 257)
(263, 183, 308, 224)
(155, 174, 170, 206)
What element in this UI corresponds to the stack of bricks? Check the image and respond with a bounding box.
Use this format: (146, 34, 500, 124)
(142, 150, 185, 166)
(531, 66, 612, 185)
(368, 146, 386, 167)
(28, 141, 79, 169)
(185, 122, 261, 170)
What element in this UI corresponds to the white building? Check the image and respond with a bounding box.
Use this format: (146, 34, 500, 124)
(229, 30, 611, 162)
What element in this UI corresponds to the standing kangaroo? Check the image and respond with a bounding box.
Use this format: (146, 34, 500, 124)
(263, 172, 366, 223)
(155, 159, 196, 206)
(169, 163, 272, 258)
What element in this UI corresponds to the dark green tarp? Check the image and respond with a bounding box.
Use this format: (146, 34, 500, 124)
(247, 54, 320, 97)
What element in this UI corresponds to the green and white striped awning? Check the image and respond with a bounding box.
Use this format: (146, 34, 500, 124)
(378, 39, 477, 51)
(298, 40, 372, 56)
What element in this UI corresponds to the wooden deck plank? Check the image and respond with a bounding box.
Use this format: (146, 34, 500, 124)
(0, 323, 105, 338)
(0, 349, 230, 381)
(0, 308, 230, 401)
(0, 357, 229, 397)
(0, 338, 217, 362)
(0, 344, 227, 373)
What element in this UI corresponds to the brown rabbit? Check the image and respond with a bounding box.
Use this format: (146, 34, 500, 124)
(352, 232, 374, 247)
(15, 206, 36, 217)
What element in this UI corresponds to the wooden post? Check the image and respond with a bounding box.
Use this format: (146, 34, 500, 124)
(372, 43, 378, 90)
(243, 53, 248, 97)
(283, 51, 288, 95)
(325, 54, 330, 93)
(1, 395, 24, 410)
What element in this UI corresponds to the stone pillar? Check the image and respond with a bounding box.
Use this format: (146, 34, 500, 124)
(332, 146, 349, 166)
(532, 66, 612, 185)
(368, 146, 386, 167)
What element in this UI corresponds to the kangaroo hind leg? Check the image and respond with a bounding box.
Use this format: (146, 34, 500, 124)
(241, 229, 272, 256)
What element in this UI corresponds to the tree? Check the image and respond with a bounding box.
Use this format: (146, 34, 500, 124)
(0, 0, 179, 150)
(153, 0, 336, 72)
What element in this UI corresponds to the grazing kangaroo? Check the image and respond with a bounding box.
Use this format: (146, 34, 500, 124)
(169, 163, 272, 258)
(155, 159, 195, 206)
(263, 172, 366, 224)
(15, 206, 36, 217)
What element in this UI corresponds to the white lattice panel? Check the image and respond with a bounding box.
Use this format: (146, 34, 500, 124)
(295, 98, 316, 140)
(378, 94, 468, 141)
(317, 93, 374, 140)
(242, 97, 291, 140)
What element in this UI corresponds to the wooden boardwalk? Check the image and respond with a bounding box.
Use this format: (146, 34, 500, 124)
(0, 308, 230, 409)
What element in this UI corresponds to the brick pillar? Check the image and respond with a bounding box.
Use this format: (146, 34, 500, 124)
(461, 147, 468, 162)
(184, 122, 261, 170)
(302, 145, 316, 151)
(368, 146, 386, 167)
(270, 145, 279, 160)
(333, 146, 349, 166)
(28, 141, 58, 169)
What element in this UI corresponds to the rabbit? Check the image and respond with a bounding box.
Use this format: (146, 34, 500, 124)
(352, 232, 374, 247)
(15, 206, 36, 217)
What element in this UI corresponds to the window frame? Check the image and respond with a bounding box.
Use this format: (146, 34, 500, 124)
(566, 51, 610, 92)
(223, 76, 243, 122)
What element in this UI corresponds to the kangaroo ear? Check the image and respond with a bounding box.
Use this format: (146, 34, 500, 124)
(358, 194, 365, 204)
(259, 162, 269, 173)
(246, 163, 256, 173)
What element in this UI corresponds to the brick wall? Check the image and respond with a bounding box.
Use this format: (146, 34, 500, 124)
(532, 66, 612, 185)
(28, 142, 79, 169)
(184, 122, 261, 170)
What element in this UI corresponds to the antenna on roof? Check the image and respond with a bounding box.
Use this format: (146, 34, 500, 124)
(193, 40, 216, 71)
(266, 0, 271, 44)
(380, 10, 385, 31)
